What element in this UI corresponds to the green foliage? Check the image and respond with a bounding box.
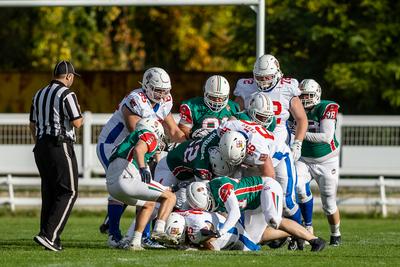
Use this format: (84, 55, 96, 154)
(0, 1, 399, 112)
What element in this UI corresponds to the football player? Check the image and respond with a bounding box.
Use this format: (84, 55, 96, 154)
(233, 54, 308, 161)
(294, 79, 342, 246)
(105, 118, 177, 250)
(182, 210, 261, 251)
(218, 121, 276, 178)
(97, 67, 186, 247)
(242, 92, 303, 225)
(179, 75, 241, 140)
(218, 115, 302, 225)
(185, 179, 326, 252)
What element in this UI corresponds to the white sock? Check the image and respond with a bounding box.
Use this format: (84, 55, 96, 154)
(330, 223, 341, 236)
(153, 220, 166, 233)
(132, 231, 142, 247)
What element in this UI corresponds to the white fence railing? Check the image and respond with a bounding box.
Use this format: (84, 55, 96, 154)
(1, 113, 400, 215)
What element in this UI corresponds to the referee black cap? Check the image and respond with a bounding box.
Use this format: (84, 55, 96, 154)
(53, 60, 81, 77)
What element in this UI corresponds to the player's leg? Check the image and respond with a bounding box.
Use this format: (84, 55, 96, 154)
(113, 164, 177, 246)
(260, 176, 283, 229)
(96, 142, 128, 235)
(105, 158, 138, 247)
(314, 156, 341, 246)
(295, 160, 314, 233)
(273, 152, 302, 224)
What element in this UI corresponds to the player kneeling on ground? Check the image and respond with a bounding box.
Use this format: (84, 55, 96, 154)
(106, 118, 177, 250)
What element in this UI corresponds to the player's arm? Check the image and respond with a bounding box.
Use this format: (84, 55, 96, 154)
(134, 139, 149, 168)
(289, 97, 308, 161)
(122, 105, 141, 132)
(163, 113, 187, 143)
(304, 104, 338, 144)
(234, 96, 245, 110)
(258, 156, 275, 178)
(219, 193, 241, 235)
(178, 103, 194, 139)
(178, 124, 191, 139)
(289, 96, 307, 142)
(134, 139, 153, 183)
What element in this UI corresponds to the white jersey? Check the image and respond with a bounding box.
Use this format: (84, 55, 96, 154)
(234, 77, 300, 145)
(182, 210, 260, 251)
(218, 120, 275, 167)
(97, 88, 173, 169)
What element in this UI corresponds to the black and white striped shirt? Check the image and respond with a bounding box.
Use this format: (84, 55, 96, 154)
(29, 80, 82, 142)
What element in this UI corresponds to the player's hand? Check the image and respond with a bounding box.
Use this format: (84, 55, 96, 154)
(190, 128, 211, 139)
(171, 181, 191, 192)
(139, 167, 152, 183)
(200, 228, 221, 238)
(290, 140, 302, 161)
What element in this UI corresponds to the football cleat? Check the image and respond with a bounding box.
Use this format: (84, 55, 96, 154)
(265, 237, 289, 249)
(151, 231, 180, 245)
(288, 237, 304, 251)
(107, 235, 122, 249)
(309, 237, 326, 252)
(129, 244, 145, 251)
(330, 235, 341, 246)
(118, 236, 133, 249)
(142, 237, 166, 249)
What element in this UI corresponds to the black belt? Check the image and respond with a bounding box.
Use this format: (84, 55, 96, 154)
(39, 135, 74, 145)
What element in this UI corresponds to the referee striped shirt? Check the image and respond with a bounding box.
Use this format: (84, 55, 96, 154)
(29, 80, 82, 142)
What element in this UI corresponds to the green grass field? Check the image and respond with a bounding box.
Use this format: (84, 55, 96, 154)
(0, 211, 399, 267)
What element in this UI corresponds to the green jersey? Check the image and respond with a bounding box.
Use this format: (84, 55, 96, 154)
(209, 176, 264, 212)
(235, 111, 277, 132)
(109, 129, 158, 168)
(179, 97, 241, 133)
(301, 100, 340, 158)
(166, 131, 220, 181)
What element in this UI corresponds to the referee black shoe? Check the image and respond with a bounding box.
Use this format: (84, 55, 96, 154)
(34, 235, 62, 251)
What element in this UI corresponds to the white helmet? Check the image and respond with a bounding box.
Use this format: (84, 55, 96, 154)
(135, 118, 165, 150)
(248, 92, 275, 128)
(299, 79, 321, 109)
(204, 75, 230, 112)
(141, 67, 171, 103)
(253, 54, 283, 91)
(186, 182, 215, 211)
(219, 130, 247, 166)
(165, 212, 186, 244)
(209, 146, 235, 177)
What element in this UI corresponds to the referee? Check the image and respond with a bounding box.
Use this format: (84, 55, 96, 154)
(29, 60, 83, 251)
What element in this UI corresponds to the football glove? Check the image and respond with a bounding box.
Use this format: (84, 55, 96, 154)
(139, 167, 152, 184)
(171, 181, 191, 193)
(200, 228, 221, 238)
(190, 128, 211, 139)
(290, 139, 302, 161)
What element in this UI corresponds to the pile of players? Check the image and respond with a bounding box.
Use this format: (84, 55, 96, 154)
(96, 54, 341, 252)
